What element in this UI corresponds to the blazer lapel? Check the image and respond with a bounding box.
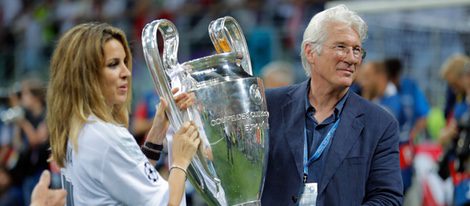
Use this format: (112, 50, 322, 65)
(318, 92, 365, 195)
(281, 80, 309, 180)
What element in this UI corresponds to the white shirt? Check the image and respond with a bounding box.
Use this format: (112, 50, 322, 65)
(384, 82, 398, 97)
(61, 115, 185, 206)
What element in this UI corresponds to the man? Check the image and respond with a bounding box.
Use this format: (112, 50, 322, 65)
(384, 58, 429, 141)
(441, 54, 470, 119)
(31, 170, 66, 206)
(438, 55, 469, 181)
(358, 61, 404, 122)
(261, 5, 403, 205)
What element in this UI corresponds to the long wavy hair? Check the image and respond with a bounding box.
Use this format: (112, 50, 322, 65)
(47, 22, 132, 167)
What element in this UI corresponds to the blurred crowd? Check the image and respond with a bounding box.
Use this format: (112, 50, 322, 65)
(350, 54, 470, 206)
(1, 0, 470, 205)
(0, 0, 327, 88)
(0, 77, 50, 205)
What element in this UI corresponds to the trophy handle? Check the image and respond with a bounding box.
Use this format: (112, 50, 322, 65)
(142, 19, 216, 194)
(209, 16, 253, 76)
(142, 19, 184, 129)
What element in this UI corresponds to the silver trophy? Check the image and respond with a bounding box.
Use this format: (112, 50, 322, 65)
(142, 17, 269, 206)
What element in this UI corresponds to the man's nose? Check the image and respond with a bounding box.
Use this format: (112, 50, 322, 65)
(344, 48, 360, 64)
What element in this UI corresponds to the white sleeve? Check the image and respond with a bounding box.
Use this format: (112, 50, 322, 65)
(98, 128, 169, 206)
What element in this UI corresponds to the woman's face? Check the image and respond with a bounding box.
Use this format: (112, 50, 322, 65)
(100, 39, 131, 107)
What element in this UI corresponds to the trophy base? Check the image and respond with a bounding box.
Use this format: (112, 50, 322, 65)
(233, 200, 261, 206)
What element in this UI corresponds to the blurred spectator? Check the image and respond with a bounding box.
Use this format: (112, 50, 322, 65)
(0, 84, 21, 154)
(385, 58, 431, 195)
(261, 61, 295, 88)
(357, 61, 404, 122)
(14, 3, 45, 73)
(436, 54, 470, 205)
(438, 55, 470, 152)
(0, 84, 23, 205)
(356, 61, 380, 100)
(7, 77, 50, 206)
(18, 78, 48, 148)
(359, 60, 418, 193)
(441, 54, 470, 120)
(385, 58, 430, 141)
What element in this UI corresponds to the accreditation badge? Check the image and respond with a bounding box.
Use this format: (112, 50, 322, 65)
(298, 182, 317, 206)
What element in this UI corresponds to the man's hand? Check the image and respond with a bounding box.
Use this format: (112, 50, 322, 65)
(31, 170, 67, 206)
(173, 88, 196, 110)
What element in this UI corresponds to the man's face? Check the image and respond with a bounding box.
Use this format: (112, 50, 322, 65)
(307, 22, 363, 89)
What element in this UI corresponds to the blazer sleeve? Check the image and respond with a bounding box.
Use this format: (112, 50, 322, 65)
(362, 119, 404, 206)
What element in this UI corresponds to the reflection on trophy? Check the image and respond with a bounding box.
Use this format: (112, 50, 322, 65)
(142, 16, 269, 205)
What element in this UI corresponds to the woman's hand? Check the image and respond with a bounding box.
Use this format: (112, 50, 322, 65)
(171, 121, 200, 169)
(145, 88, 196, 144)
(146, 98, 170, 144)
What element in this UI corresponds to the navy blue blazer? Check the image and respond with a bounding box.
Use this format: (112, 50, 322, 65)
(261, 80, 403, 205)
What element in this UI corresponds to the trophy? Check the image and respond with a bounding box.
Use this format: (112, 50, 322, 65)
(142, 16, 269, 206)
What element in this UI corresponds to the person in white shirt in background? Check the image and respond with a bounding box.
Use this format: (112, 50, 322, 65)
(47, 22, 200, 206)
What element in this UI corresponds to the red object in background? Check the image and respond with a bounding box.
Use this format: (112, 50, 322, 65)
(135, 102, 149, 120)
(414, 143, 443, 162)
(0, 147, 18, 170)
(422, 180, 443, 206)
(401, 141, 443, 169)
(399, 143, 414, 169)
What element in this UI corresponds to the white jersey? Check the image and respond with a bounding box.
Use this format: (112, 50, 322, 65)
(61, 115, 185, 206)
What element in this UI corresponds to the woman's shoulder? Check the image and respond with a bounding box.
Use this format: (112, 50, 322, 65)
(85, 115, 128, 131)
(79, 115, 133, 146)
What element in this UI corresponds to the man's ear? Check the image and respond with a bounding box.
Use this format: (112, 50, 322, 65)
(305, 44, 316, 64)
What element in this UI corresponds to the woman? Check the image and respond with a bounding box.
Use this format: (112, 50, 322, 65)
(47, 22, 199, 205)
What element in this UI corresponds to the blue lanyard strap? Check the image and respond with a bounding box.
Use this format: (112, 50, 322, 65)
(303, 118, 340, 182)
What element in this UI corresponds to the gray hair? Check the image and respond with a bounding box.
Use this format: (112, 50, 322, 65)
(300, 4, 368, 76)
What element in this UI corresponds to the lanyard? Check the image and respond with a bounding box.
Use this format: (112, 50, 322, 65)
(303, 118, 340, 183)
